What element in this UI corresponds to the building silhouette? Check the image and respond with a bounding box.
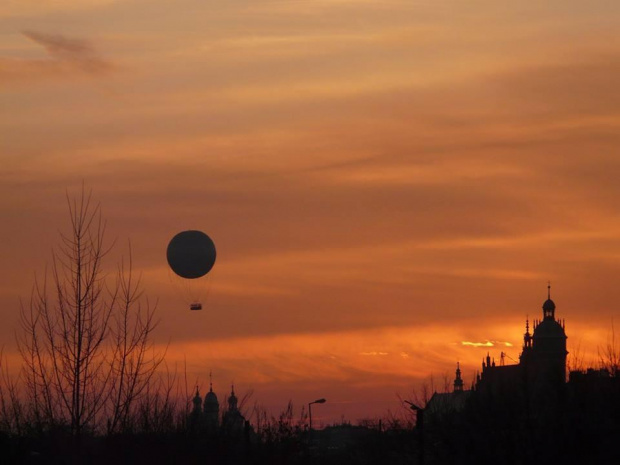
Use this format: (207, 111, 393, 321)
(475, 284, 567, 415)
(204, 375, 220, 432)
(221, 384, 250, 436)
(423, 286, 620, 464)
(188, 377, 249, 437)
(428, 285, 568, 420)
(426, 363, 472, 421)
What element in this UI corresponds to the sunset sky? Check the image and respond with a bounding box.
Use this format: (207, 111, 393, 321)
(2, 0, 620, 424)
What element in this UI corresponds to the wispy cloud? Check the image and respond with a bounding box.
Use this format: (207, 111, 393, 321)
(0, 31, 113, 84)
(22, 30, 112, 74)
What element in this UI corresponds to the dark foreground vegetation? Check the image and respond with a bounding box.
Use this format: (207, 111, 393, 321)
(1, 374, 620, 465)
(0, 418, 416, 465)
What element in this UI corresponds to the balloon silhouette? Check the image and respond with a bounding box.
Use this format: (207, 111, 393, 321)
(167, 230, 217, 279)
(166, 231, 217, 310)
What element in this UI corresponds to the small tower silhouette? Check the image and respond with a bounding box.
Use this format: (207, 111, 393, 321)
(530, 283, 568, 389)
(190, 386, 202, 430)
(228, 384, 238, 412)
(454, 362, 464, 393)
(222, 383, 247, 434)
(204, 371, 219, 431)
(542, 282, 555, 320)
(192, 386, 202, 413)
(524, 317, 532, 349)
(520, 316, 533, 366)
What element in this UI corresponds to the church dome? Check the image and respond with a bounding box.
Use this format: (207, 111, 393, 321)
(542, 299, 556, 312)
(205, 389, 218, 404)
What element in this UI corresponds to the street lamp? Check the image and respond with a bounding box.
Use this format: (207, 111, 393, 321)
(308, 398, 326, 431)
(404, 401, 425, 465)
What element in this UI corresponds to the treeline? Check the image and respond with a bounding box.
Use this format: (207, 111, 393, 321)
(0, 373, 419, 465)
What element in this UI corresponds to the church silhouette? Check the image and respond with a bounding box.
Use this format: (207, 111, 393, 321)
(421, 286, 620, 464)
(427, 285, 568, 420)
(190, 376, 251, 437)
(476, 285, 567, 406)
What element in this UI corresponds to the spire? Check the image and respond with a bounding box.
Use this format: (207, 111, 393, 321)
(228, 383, 238, 411)
(543, 282, 556, 319)
(454, 362, 464, 392)
(192, 385, 202, 410)
(209, 370, 213, 392)
(523, 316, 532, 349)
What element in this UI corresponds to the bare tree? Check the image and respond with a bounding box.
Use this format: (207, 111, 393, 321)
(0, 349, 24, 435)
(599, 319, 620, 377)
(135, 364, 179, 434)
(567, 338, 586, 374)
(408, 374, 439, 409)
(106, 251, 164, 434)
(17, 188, 162, 442)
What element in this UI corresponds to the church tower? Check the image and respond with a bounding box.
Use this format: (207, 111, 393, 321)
(530, 284, 568, 390)
(222, 383, 247, 434)
(454, 362, 464, 393)
(204, 373, 220, 431)
(190, 386, 203, 430)
(520, 316, 533, 364)
(228, 384, 238, 412)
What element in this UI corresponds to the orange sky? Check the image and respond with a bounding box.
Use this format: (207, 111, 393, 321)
(2, 0, 620, 423)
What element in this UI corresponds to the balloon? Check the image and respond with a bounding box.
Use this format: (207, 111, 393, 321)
(166, 230, 216, 279)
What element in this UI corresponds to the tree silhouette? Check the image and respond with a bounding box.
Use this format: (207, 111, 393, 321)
(17, 187, 163, 445)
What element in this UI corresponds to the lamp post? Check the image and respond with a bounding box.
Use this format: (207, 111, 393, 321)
(308, 398, 326, 431)
(405, 401, 424, 465)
